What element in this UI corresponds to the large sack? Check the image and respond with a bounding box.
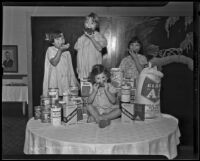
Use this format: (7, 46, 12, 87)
(135, 63, 164, 118)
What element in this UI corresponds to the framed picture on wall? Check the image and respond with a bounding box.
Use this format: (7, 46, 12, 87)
(2, 45, 18, 73)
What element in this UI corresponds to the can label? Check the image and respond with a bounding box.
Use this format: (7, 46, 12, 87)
(51, 107, 61, 126)
(48, 88, 59, 100)
(40, 96, 50, 106)
(34, 106, 41, 120)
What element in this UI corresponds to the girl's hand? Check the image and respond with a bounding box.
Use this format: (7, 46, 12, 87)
(60, 43, 70, 52)
(129, 49, 138, 59)
(84, 31, 95, 39)
(93, 83, 99, 92)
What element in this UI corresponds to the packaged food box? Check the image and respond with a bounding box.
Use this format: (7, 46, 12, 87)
(121, 103, 134, 123)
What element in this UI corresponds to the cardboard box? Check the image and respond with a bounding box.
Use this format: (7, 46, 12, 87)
(121, 103, 134, 123)
(63, 104, 77, 125)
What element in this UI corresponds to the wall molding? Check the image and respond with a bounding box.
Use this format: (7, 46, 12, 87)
(2, 74, 27, 79)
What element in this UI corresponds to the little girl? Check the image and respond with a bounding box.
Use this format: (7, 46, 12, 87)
(87, 64, 121, 128)
(43, 30, 79, 97)
(74, 12, 107, 80)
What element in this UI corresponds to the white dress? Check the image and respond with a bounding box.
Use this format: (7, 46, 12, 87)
(74, 31, 107, 80)
(43, 46, 78, 96)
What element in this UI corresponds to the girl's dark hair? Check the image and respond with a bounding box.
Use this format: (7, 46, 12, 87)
(48, 30, 63, 44)
(128, 36, 144, 54)
(89, 64, 111, 84)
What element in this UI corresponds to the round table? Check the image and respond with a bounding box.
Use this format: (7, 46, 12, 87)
(23, 114, 180, 159)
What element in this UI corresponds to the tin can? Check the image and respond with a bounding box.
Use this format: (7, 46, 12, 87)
(34, 106, 41, 120)
(63, 92, 69, 104)
(40, 95, 50, 106)
(51, 105, 61, 126)
(69, 86, 79, 97)
(121, 85, 131, 103)
(58, 100, 66, 121)
(49, 95, 58, 105)
(111, 68, 123, 88)
(48, 88, 59, 100)
(41, 105, 51, 123)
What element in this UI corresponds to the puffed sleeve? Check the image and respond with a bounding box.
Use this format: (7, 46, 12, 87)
(47, 47, 56, 61)
(74, 36, 82, 50)
(119, 57, 126, 73)
(139, 55, 148, 66)
(95, 32, 107, 48)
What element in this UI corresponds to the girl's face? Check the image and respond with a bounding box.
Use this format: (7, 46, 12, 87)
(53, 34, 65, 48)
(95, 72, 107, 85)
(84, 17, 97, 30)
(129, 41, 141, 53)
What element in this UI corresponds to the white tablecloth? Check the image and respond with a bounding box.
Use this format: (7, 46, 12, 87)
(2, 86, 28, 103)
(23, 114, 180, 159)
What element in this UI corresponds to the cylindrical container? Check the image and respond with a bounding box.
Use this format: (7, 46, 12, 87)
(69, 86, 79, 97)
(48, 88, 59, 100)
(63, 92, 69, 104)
(110, 68, 123, 88)
(34, 106, 41, 120)
(121, 85, 131, 103)
(51, 105, 61, 126)
(49, 95, 58, 105)
(41, 105, 51, 123)
(58, 100, 66, 121)
(40, 95, 50, 106)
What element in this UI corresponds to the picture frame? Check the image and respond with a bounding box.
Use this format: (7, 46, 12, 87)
(2, 45, 18, 73)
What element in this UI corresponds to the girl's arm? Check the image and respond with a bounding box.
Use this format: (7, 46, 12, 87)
(87, 83, 99, 104)
(104, 83, 116, 104)
(50, 44, 70, 66)
(130, 51, 145, 73)
(49, 49, 62, 66)
(85, 32, 106, 52)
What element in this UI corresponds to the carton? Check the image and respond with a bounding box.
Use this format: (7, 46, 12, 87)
(63, 103, 77, 125)
(121, 103, 134, 123)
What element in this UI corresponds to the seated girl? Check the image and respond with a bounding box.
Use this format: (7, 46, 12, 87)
(87, 64, 121, 128)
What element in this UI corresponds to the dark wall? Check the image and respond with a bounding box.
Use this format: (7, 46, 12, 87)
(160, 63, 193, 146)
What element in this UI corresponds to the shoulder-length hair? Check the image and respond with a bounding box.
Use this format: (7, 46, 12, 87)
(127, 36, 144, 55)
(89, 64, 111, 84)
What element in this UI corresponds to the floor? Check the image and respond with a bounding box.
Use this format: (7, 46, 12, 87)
(2, 102, 198, 160)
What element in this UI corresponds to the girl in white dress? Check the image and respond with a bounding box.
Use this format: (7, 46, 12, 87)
(74, 13, 107, 80)
(43, 31, 79, 97)
(87, 64, 121, 128)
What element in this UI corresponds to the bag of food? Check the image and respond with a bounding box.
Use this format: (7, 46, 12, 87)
(135, 63, 164, 119)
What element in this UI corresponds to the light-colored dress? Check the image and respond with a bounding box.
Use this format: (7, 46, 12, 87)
(43, 46, 78, 96)
(92, 83, 119, 114)
(74, 31, 107, 80)
(119, 54, 148, 82)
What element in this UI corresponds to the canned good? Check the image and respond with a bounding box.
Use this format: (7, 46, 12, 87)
(34, 106, 41, 120)
(51, 105, 61, 126)
(69, 86, 79, 96)
(121, 85, 131, 103)
(40, 95, 50, 106)
(50, 96, 58, 105)
(63, 92, 69, 104)
(41, 105, 51, 123)
(48, 88, 59, 100)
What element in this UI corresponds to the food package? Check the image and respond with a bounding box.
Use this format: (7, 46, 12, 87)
(110, 68, 123, 88)
(121, 103, 134, 123)
(80, 79, 92, 97)
(63, 102, 77, 125)
(135, 63, 164, 119)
